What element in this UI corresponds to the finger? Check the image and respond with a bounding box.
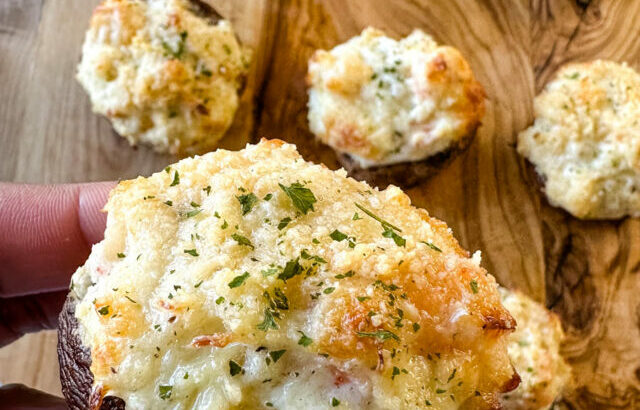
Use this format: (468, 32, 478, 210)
(0, 182, 114, 298)
(78, 182, 112, 245)
(0, 290, 67, 347)
(0, 383, 67, 409)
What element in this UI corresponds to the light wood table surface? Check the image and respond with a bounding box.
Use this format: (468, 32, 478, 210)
(2, 0, 640, 407)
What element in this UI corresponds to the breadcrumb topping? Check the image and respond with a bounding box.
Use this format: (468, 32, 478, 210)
(72, 140, 516, 408)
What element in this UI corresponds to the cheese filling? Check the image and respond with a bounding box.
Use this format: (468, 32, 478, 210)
(307, 28, 484, 168)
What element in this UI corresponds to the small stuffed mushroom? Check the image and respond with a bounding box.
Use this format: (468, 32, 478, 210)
(499, 288, 572, 409)
(517, 60, 640, 220)
(76, 0, 250, 156)
(307, 27, 485, 188)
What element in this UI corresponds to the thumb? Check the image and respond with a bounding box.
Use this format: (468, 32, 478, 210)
(0, 182, 115, 298)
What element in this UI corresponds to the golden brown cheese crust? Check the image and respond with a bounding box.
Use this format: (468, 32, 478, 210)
(517, 60, 640, 219)
(77, 0, 249, 155)
(70, 140, 516, 408)
(307, 28, 485, 168)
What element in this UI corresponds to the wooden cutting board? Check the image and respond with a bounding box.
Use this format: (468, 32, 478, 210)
(2, 0, 640, 407)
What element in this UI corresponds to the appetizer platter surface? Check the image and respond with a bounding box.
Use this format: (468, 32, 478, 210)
(1, 0, 640, 409)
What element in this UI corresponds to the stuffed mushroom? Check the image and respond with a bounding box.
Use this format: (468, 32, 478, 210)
(58, 139, 518, 409)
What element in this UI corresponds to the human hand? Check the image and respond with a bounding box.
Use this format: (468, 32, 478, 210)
(0, 182, 114, 408)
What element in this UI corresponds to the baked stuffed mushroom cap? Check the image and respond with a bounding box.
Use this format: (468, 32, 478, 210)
(76, 0, 249, 156)
(58, 139, 518, 409)
(517, 60, 640, 219)
(307, 28, 485, 188)
(499, 289, 572, 409)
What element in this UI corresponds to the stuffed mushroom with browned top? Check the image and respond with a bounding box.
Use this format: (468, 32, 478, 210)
(76, 0, 250, 156)
(58, 139, 520, 409)
(518, 60, 640, 219)
(307, 28, 485, 188)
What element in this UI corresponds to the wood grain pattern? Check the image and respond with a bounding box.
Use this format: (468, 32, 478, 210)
(1, 0, 639, 407)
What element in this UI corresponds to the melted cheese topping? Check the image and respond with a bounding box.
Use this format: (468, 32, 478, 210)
(517, 60, 640, 219)
(76, 0, 249, 155)
(307, 27, 485, 168)
(71, 140, 516, 409)
(500, 289, 572, 409)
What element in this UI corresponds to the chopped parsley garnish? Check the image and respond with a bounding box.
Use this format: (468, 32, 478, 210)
(221, 220, 228, 229)
(392, 366, 400, 379)
(436, 388, 447, 394)
(374, 280, 399, 292)
(97, 306, 110, 315)
(277, 258, 302, 282)
(470, 280, 479, 294)
(170, 171, 180, 186)
(331, 397, 340, 407)
(257, 308, 278, 331)
(413, 323, 421, 332)
(447, 368, 457, 382)
(263, 193, 273, 201)
(162, 31, 187, 59)
(312, 238, 320, 244)
(352, 212, 362, 220)
(354, 203, 402, 232)
(158, 385, 173, 400)
(117, 253, 125, 258)
(194, 280, 203, 288)
(183, 372, 189, 379)
(355, 203, 405, 246)
(323, 287, 335, 294)
(261, 268, 278, 277)
(382, 226, 405, 247)
(124, 295, 137, 304)
(297, 331, 313, 347)
(263, 289, 289, 314)
(269, 288, 289, 310)
(334, 271, 354, 279)
(185, 208, 202, 218)
(279, 182, 317, 214)
(357, 296, 370, 302)
(228, 272, 250, 288)
(232, 233, 254, 249)
(215, 296, 225, 304)
(164, 200, 173, 206)
(203, 185, 211, 195)
(236, 193, 258, 215)
(300, 249, 327, 263)
(184, 248, 199, 257)
(268, 349, 286, 363)
(420, 241, 442, 252)
(229, 360, 242, 376)
(566, 72, 580, 79)
(329, 229, 348, 241)
(356, 330, 399, 341)
(278, 217, 292, 230)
